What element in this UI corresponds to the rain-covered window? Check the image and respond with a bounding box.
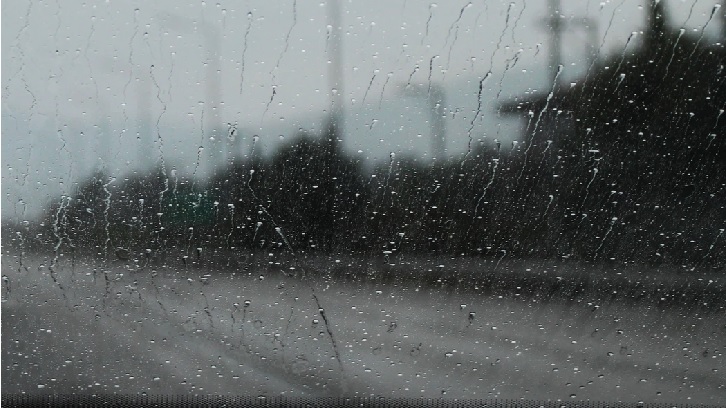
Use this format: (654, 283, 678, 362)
(2, 0, 724, 405)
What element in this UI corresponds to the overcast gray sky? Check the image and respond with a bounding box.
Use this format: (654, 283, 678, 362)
(2, 0, 724, 220)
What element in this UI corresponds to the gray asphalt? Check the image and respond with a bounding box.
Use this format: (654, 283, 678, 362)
(2, 254, 724, 403)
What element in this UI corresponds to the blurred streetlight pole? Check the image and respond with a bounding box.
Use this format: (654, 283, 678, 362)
(543, 0, 598, 82)
(324, 0, 344, 252)
(547, 0, 563, 85)
(326, 0, 344, 147)
(137, 73, 153, 172)
(158, 13, 222, 180)
(399, 83, 447, 162)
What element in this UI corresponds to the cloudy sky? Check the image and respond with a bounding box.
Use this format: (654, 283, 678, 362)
(2, 0, 724, 219)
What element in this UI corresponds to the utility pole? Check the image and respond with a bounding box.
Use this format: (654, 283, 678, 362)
(430, 86, 446, 162)
(204, 23, 222, 175)
(324, 0, 344, 252)
(97, 102, 111, 174)
(158, 13, 222, 180)
(571, 18, 599, 68)
(399, 83, 447, 162)
(326, 0, 344, 147)
(230, 123, 243, 164)
(547, 0, 563, 85)
(644, 0, 666, 51)
(137, 72, 153, 172)
(542, 0, 598, 81)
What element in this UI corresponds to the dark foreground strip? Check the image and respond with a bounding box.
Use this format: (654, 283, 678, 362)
(1, 395, 723, 408)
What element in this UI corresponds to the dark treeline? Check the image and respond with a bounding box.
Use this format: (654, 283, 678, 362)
(8, 12, 726, 269)
(16, 122, 725, 268)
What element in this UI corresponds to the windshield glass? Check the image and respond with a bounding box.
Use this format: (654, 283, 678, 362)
(2, 0, 724, 405)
